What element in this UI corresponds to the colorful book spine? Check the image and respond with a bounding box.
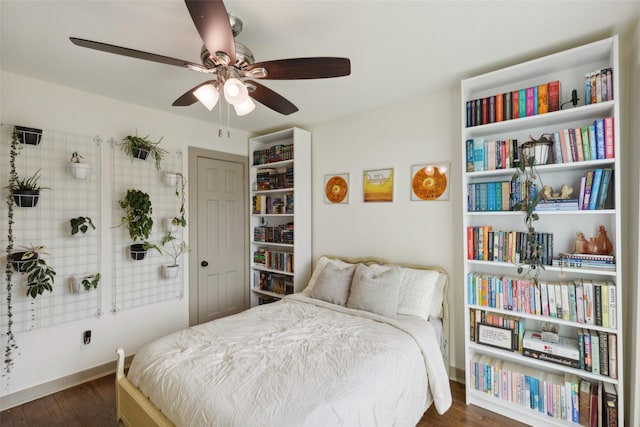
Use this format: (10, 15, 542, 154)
(512, 90, 519, 119)
(537, 84, 548, 114)
(604, 117, 614, 158)
(525, 87, 535, 116)
(585, 73, 592, 105)
(580, 126, 591, 161)
(588, 169, 603, 210)
(518, 89, 526, 118)
(553, 131, 563, 163)
(548, 80, 560, 112)
(595, 118, 606, 159)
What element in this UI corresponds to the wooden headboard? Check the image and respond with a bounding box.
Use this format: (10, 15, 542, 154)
(323, 255, 450, 372)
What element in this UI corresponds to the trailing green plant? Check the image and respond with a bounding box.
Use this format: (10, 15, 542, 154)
(4, 129, 21, 374)
(81, 273, 101, 291)
(160, 232, 189, 266)
(511, 134, 550, 281)
(70, 216, 96, 236)
(121, 132, 168, 170)
(18, 245, 56, 299)
(171, 173, 186, 228)
(118, 189, 160, 253)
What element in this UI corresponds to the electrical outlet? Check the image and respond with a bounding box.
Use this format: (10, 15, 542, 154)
(82, 330, 91, 348)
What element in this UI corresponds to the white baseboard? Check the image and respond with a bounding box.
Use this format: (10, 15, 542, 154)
(1, 354, 134, 411)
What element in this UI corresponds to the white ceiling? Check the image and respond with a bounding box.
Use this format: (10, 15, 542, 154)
(2, 1, 639, 134)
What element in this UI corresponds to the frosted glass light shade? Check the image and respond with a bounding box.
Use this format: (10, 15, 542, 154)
(223, 78, 249, 105)
(194, 84, 219, 110)
(234, 98, 256, 116)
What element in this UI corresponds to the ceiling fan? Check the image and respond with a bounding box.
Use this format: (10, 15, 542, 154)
(70, 0, 351, 116)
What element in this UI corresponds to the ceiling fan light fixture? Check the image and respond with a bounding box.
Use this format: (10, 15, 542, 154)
(194, 83, 219, 110)
(234, 97, 256, 116)
(223, 78, 249, 105)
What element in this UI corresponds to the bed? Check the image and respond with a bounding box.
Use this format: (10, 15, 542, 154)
(115, 255, 452, 426)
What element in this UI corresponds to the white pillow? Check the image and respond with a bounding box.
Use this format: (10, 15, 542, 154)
(309, 262, 356, 305)
(396, 268, 444, 320)
(302, 256, 354, 296)
(346, 264, 401, 318)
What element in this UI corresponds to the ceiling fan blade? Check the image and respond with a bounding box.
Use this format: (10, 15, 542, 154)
(185, 0, 236, 65)
(172, 80, 217, 106)
(69, 37, 207, 71)
(247, 80, 298, 115)
(247, 57, 351, 80)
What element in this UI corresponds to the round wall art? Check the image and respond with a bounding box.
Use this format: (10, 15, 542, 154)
(411, 163, 450, 201)
(324, 174, 349, 204)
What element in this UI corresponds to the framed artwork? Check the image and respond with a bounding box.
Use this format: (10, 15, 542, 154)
(324, 173, 349, 204)
(363, 168, 394, 202)
(411, 162, 450, 201)
(477, 323, 515, 351)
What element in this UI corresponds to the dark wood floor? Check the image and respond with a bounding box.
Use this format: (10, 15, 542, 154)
(0, 376, 526, 426)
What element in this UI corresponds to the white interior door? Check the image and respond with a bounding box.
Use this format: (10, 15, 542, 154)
(193, 154, 247, 324)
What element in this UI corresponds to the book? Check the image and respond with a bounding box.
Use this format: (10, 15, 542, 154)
(578, 176, 586, 210)
(496, 93, 504, 122)
(573, 127, 584, 161)
(473, 138, 485, 172)
(552, 131, 563, 163)
(537, 83, 548, 114)
(522, 330, 580, 360)
(588, 169, 603, 210)
(589, 123, 598, 160)
(466, 139, 474, 172)
(603, 382, 618, 427)
(599, 331, 609, 376)
(548, 80, 560, 111)
(604, 117, 614, 158)
(489, 95, 496, 123)
(590, 330, 600, 375)
(608, 282, 617, 328)
(512, 90, 519, 118)
(583, 280, 594, 325)
(585, 73, 592, 105)
(522, 347, 580, 369)
(518, 89, 526, 118)
(594, 282, 603, 326)
(525, 87, 535, 116)
(482, 97, 488, 125)
(596, 168, 613, 209)
(595, 118, 606, 159)
(504, 92, 512, 121)
(581, 126, 591, 161)
(582, 170, 595, 210)
(579, 379, 591, 426)
(609, 334, 617, 379)
(562, 128, 573, 162)
(568, 128, 580, 163)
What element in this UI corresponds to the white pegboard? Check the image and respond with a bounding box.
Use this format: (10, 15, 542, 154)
(111, 139, 184, 313)
(0, 125, 101, 333)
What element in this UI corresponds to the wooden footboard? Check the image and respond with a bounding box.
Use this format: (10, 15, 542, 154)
(115, 348, 174, 427)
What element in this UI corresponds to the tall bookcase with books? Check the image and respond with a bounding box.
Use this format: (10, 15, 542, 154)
(249, 127, 312, 306)
(461, 37, 623, 426)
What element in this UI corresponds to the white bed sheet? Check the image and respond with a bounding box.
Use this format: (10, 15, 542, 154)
(128, 294, 452, 427)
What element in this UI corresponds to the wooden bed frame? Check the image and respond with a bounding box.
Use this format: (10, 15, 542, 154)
(115, 256, 450, 427)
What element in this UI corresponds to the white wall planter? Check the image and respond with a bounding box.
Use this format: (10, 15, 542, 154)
(70, 274, 98, 293)
(162, 264, 180, 279)
(163, 172, 178, 187)
(69, 162, 91, 179)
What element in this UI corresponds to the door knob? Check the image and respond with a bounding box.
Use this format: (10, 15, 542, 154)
(201, 261, 208, 267)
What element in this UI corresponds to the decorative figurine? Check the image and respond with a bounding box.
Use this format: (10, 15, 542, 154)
(542, 184, 573, 199)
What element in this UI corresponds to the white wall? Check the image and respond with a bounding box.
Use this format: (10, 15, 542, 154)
(309, 86, 464, 374)
(0, 71, 249, 401)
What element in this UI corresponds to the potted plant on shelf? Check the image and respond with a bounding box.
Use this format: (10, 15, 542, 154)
(68, 151, 91, 179)
(70, 216, 96, 237)
(11, 245, 56, 298)
(118, 189, 159, 260)
(6, 169, 49, 208)
(121, 132, 168, 170)
(511, 134, 552, 281)
(160, 232, 189, 279)
(70, 272, 101, 292)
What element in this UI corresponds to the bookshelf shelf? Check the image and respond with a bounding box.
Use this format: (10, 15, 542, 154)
(461, 36, 622, 426)
(249, 128, 311, 305)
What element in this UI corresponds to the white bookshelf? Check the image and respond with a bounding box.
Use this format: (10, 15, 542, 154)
(461, 36, 622, 426)
(248, 128, 311, 306)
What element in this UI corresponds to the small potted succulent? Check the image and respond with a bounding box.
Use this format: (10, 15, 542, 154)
(69, 151, 91, 179)
(121, 132, 168, 170)
(70, 273, 101, 292)
(6, 169, 48, 208)
(118, 189, 160, 260)
(70, 216, 96, 237)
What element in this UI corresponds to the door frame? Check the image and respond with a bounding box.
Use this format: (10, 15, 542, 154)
(188, 147, 249, 326)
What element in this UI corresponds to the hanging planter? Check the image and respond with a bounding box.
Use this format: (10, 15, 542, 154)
(70, 273, 101, 293)
(70, 216, 96, 237)
(69, 152, 91, 179)
(132, 147, 150, 160)
(12, 190, 40, 208)
(162, 172, 178, 186)
(161, 264, 180, 279)
(9, 251, 38, 273)
(120, 133, 167, 169)
(130, 243, 148, 261)
(15, 126, 43, 146)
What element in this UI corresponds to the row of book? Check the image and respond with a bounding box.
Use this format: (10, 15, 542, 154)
(469, 353, 618, 425)
(252, 143, 294, 166)
(253, 270, 293, 295)
(585, 68, 614, 105)
(467, 272, 617, 328)
(253, 248, 294, 273)
(466, 226, 554, 266)
(552, 253, 616, 271)
(465, 80, 560, 127)
(550, 117, 614, 164)
(256, 167, 294, 190)
(253, 223, 294, 245)
(252, 194, 294, 215)
(465, 138, 520, 172)
(577, 168, 614, 211)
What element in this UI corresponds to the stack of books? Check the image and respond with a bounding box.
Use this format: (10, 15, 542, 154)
(552, 253, 615, 271)
(522, 330, 580, 369)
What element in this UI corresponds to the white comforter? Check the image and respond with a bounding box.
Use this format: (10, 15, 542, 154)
(128, 294, 452, 427)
